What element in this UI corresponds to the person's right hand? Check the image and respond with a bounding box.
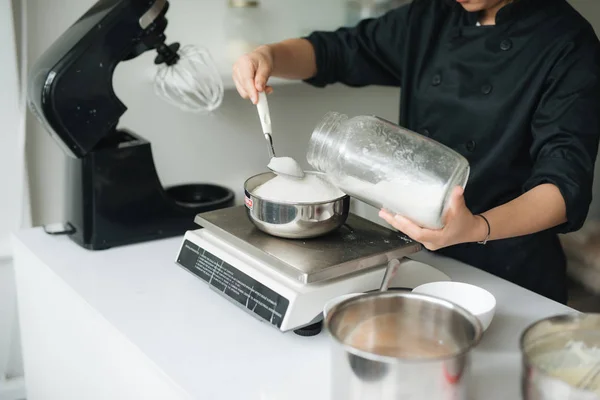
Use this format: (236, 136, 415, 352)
(232, 45, 274, 104)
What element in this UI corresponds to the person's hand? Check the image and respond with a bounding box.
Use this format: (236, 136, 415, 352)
(232, 45, 274, 104)
(378, 187, 487, 251)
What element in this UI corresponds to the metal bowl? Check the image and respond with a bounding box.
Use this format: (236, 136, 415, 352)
(520, 313, 600, 400)
(325, 291, 483, 399)
(243, 171, 350, 239)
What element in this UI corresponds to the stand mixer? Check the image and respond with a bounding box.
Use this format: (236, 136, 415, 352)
(28, 0, 234, 250)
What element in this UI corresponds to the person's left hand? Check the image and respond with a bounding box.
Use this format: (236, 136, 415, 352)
(379, 186, 486, 251)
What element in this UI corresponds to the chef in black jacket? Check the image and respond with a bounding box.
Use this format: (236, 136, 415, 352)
(232, 0, 600, 304)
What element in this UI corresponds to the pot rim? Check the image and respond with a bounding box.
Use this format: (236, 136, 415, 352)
(244, 171, 349, 206)
(519, 313, 600, 354)
(324, 291, 484, 364)
(518, 313, 600, 398)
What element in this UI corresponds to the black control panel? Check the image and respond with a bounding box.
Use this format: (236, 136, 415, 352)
(176, 240, 289, 329)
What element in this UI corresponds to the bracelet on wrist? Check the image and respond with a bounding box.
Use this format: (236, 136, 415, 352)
(476, 214, 491, 245)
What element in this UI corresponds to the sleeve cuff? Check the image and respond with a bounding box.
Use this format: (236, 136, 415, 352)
(302, 32, 334, 88)
(523, 155, 593, 233)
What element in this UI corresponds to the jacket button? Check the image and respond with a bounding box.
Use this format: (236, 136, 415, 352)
(465, 140, 476, 152)
(481, 84, 493, 95)
(500, 39, 512, 51)
(432, 74, 442, 86)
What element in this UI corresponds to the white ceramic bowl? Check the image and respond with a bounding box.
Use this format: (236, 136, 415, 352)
(412, 282, 497, 331)
(323, 293, 364, 320)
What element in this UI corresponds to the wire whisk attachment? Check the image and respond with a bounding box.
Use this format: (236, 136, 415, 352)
(154, 42, 224, 113)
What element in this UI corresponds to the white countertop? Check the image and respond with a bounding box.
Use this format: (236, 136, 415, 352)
(12, 228, 575, 400)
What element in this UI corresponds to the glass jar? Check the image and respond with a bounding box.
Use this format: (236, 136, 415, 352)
(224, 0, 265, 65)
(306, 112, 470, 229)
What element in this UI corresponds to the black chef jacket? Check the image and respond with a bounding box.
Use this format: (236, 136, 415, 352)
(303, 0, 600, 304)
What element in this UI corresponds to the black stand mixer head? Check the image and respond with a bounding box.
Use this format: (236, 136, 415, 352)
(28, 0, 234, 250)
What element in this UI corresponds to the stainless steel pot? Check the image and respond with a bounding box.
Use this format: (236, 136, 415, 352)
(521, 313, 600, 400)
(243, 171, 350, 239)
(324, 291, 483, 399)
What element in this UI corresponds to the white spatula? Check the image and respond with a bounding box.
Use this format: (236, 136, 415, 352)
(256, 92, 305, 179)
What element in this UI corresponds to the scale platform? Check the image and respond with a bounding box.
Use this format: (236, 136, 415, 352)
(175, 206, 426, 335)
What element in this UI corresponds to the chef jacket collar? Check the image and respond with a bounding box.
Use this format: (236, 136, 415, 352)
(446, 0, 560, 26)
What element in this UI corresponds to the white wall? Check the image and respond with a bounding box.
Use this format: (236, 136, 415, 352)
(0, 0, 27, 396)
(0, 1, 20, 380)
(0, 0, 23, 255)
(0, 259, 22, 378)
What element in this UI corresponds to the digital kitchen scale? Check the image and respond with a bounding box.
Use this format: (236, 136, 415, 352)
(175, 206, 428, 336)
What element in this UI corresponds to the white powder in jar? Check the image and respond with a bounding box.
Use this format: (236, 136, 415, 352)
(253, 174, 345, 203)
(338, 176, 447, 229)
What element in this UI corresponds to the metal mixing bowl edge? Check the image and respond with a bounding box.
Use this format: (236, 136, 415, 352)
(243, 171, 351, 239)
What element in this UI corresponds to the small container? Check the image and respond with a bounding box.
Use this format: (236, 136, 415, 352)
(345, 0, 411, 26)
(224, 0, 265, 65)
(306, 112, 470, 229)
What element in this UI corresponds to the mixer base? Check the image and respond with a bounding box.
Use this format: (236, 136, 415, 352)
(63, 129, 235, 250)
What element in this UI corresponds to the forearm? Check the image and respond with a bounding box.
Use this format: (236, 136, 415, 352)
(260, 39, 317, 80)
(479, 184, 567, 242)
